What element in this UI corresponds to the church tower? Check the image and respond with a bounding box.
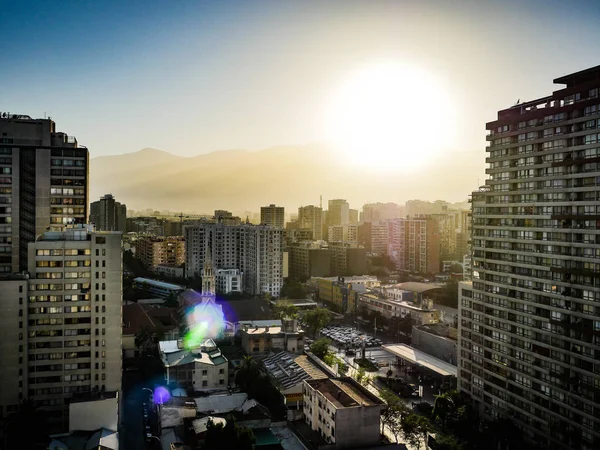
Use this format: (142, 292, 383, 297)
(201, 245, 216, 297)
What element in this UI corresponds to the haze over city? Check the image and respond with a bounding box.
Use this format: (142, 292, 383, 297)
(4, 0, 600, 210)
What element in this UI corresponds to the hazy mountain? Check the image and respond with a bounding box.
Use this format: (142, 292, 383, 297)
(90, 144, 485, 213)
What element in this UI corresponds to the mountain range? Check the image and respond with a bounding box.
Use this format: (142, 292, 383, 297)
(90, 144, 484, 214)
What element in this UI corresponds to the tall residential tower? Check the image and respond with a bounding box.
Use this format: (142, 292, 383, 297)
(458, 66, 600, 450)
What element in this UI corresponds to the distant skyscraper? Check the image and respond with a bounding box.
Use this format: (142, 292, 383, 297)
(89, 194, 126, 232)
(297, 205, 323, 240)
(0, 114, 89, 273)
(458, 66, 600, 450)
(0, 226, 122, 430)
(349, 208, 359, 224)
(260, 204, 285, 228)
(362, 202, 403, 223)
(327, 199, 349, 226)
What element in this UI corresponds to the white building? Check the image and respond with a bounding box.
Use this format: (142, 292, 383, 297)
(303, 377, 384, 448)
(155, 264, 184, 279)
(184, 223, 284, 297)
(215, 268, 242, 294)
(0, 226, 123, 429)
(159, 339, 228, 391)
(358, 292, 440, 324)
(370, 221, 389, 255)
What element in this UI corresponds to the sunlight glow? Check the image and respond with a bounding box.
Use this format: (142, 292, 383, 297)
(325, 62, 457, 171)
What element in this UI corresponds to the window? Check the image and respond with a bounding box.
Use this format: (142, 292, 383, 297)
(219, 368, 224, 374)
(219, 379, 224, 385)
(202, 369, 208, 375)
(202, 380, 208, 387)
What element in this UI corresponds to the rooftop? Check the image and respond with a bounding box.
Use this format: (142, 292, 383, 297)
(194, 392, 259, 415)
(554, 64, 600, 87)
(382, 344, 457, 377)
(133, 277, 185, 291)
(122, 302, 156, 336)
(159, 339, 227, 368)
(396, 282, 443, 294)
(305, 378, 383, 409)
(263, 352, 328, 390)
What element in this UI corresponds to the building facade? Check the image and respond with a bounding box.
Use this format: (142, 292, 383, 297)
(297, 205, 323, 241)
(327, 224, 358, 244)
(458, 67, 600, 450)
(0, 114, 89, 273)
(215, 268, 242, 294)
(329, 242, 366, 276)
(288, 242, 330, 280)
(89, 194, 126, 232)
(327, 199, 349, 227)
(135, 236, 185, 271)
(0, 226, 122, 429)
(302, 377, 384, 448)
(260, 204, 285, 228)
(185, 223, 284, 297)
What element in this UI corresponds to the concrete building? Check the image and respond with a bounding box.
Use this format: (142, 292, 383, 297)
(327, 199, 349, 227)
(159, 339, 228, 391)
(358, 292, 439, 324)
(238, 318, 304, 357)
(430, 213, 457, 262)
(361, 202, 404, 223)
(411, 324, 457, 365)
(185, 223, 284, 297)
(288, 241, 330, 280)
(215, 268, 242, 294)
(133, 277, 184, 298)
(0, 114, 89, 273)
(302, 377, 384, 448)
(135, 235, 185, 271)
(315, 276, 379, 314)
(260, 204, 285, 228)
(329, 242, 366, 276)
(388, 218, 441, 274)
(0, 226, 123, 430)
(297, 205, 323, 241)
(327, 224, 358, 244)
(155, 264, 184, 279)
(348, 208, 359, 224)
(458, 67, 600, 450)
(368, 221, 389, 255)
(89, 194, 126, 232)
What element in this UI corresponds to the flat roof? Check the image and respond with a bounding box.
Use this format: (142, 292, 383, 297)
(396, 282, 442, 294)
(382, 344, 457, 377)
(133, 277, 184, 291)
(263, 352, 327, 390)
(306, 378, 382, 408)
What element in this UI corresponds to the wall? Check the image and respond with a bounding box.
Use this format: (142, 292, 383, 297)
(411, 327, 457, 365)
(335, 405, 382, 449)
(69, 395, 119, 432)
(192, 361, 228, 391)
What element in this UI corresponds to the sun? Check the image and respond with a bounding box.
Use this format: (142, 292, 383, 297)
(324, 62, 456, 172)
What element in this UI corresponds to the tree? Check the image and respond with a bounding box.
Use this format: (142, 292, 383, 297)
(433, 434, 464, 450)
(234, 355, 263, 391)
(355, 366, 366, 385)
(203, 415, 255, 450)
(3, 399, 49, 449)
(280, 279, 306, 299)
(448, 263, 463, 274)
(309, 338, 331, 359)
(303, 307, 331, 339)
(401, 414, 431, 450)
(273, 301, 298, 319)
(432, 391, 455, 430)
(386, 368, 393, 380)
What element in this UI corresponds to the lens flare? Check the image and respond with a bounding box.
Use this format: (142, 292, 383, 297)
(182, 294, 226, 349)
(154, 386, 170, 404)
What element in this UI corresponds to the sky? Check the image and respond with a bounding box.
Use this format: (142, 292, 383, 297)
(3, 0, 600, 159)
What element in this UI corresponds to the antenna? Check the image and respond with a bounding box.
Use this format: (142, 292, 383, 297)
(320, 195, 322, 209)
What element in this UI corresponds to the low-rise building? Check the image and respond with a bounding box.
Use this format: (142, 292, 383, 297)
(302, 377, 384, 448)
(315, 276, 379, 314)
(358, 292, 439, 324)
(262, 352, 328, 408)
(159, 339, 228, 392)
(411, 323, 457, 365)
(238, 318, 304, 356)
(133, 277, 185, 298)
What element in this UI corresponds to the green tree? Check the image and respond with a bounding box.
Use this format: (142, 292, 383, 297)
(401, 414, 431, 450)
(309, 338, 331, 359)
(4, 399, 49, 449)
(280, 280, 306, 299)
(273, 301, 299, 319)
(433, 434, 464, 450)
(448, 263, 463, 274)
(432, 391, 455, 430)
(304, 307, 331, 339)
(234, 355, 264, 391)
(355, 366, 366, 385)
(203, 415, 255, 450)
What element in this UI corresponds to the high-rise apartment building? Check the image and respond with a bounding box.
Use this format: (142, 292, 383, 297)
(0, 226, 122, 429)
(327, 199, 349, 226)
(458, 66, 600, 450)
(135, 236, 185, 271)
(297, 205, 323, 240)
(388, 218, 440, 274)
(185, 223, 284, 297)
(349, 208, 359, 224)
(260, 204, 285, 228)
(89, 194, 126, 232)
(0, 114, 89, 273)
(327, 224, 358, 244)
(362, 202, 404, 223)
(430, 213, 458, 261)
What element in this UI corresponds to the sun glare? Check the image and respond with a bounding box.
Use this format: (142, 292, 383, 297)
(325, 62, 456, 171)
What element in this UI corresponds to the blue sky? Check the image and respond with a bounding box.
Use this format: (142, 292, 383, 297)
(2, 0, 600, 157)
